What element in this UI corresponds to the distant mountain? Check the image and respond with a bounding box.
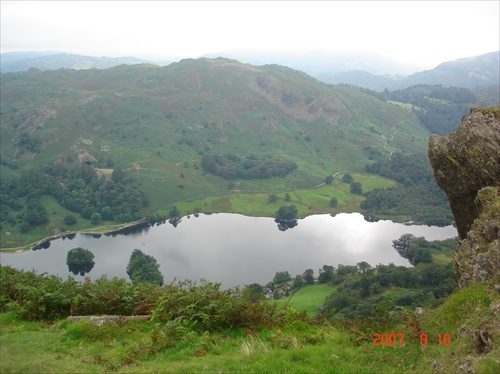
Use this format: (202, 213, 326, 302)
(319, 51, 500, 91)
(407, 51, 499, 88)
(1, 58, 430, 207)
(0, 52, 155, 72)
(204, 50, 418, 76)
(3, 50, 498, 94)
(0, 51, 62, 67)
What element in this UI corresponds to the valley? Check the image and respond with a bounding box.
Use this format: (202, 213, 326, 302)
(1, 58, 436, 249)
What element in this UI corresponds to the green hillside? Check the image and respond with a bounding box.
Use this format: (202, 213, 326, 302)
(0, 58, 432, 247)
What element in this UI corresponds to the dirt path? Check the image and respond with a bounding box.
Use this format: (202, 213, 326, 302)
(383, 120, 403, 158)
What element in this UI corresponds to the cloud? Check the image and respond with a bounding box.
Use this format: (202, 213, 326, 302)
(1, 1, 498, 68)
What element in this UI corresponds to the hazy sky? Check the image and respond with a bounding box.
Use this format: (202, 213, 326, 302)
(1, 1, 499, 69)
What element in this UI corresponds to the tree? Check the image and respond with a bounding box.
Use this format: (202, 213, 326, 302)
(392, 234, 417, 259)
(81, 207, 94, 219)
(413, 247, 433, 264)
(329, 197, 338, 207)
(284, 193, 291, 202)
(64, 214, 77, 225)
(324, 175, 334, 184)
(126, 249, 164, 286)
(268, 194, 278, 203)
(368, 282, 382, 295)
(245, 283, 264, 301)
(273, 271, 292, 285)
(302, 269, 315, 285)
(90, 212, 102, 225)
(275, 205, 298, 221)
(169, 206, 180, 217)
(392, 233, 432, 265)
(357, 261, 372, 275)
(66, 247, 95, 276)
(350, 182, 363, 195)
(100, 206, 113, 220)
(318, 265, 334, 283)
(274, 205, 298, 231)
(292, 275, 304, 289)
(111, 168, 125, 183)
(19, 221, 30, 233)
(342, 173, 353, 183)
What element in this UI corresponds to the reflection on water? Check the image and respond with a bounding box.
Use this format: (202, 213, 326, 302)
(275, 218, 298, 231)
(66, 248, 95, 276)
(0, 213, 457, 288)
(67, 261, 95, 276)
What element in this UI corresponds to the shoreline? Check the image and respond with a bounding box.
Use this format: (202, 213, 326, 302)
(1, 207, 454, 253)
(1, 219, 147, 253)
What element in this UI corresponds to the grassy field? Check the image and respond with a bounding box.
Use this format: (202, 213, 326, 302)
(274, 284, 335, 316)
(1, 171, 396, 249)
(167, 173, 396, 219)
(1, 283, 498, 373)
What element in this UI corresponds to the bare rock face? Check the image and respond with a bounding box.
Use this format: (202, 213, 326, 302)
(453, 186, 500, 287)
(428, 108, 500, 288)
(428, 108, 500, 239)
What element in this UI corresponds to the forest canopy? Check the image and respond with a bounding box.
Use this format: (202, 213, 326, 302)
(201, 153, 297, 180)
(362, 153, 454, 226)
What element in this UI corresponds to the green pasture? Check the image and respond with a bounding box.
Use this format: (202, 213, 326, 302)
(165, 173, 396, 219)
(273, 284, 335, 316)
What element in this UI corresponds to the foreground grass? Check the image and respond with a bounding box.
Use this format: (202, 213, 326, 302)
(0, 313, 425, 374)
(1, 283, 498, 373)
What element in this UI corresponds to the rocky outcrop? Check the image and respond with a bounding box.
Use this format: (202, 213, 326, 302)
(428, 107, 500, 288)
(453, 186, 500, 287)
(67, 315, 151, 326)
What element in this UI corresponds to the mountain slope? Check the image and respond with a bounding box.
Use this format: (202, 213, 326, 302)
(0, 52, 152, 73)
(321, 51, 500, 91)
(1, 58, 429, 174)
(0, 58, 432, 246)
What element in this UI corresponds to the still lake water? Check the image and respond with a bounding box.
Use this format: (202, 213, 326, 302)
(0, 213, 458, 288)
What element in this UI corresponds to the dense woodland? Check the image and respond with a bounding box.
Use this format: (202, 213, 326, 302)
(201, 153, 297, 180)
(0, 163, 147, 233)
(362, 153, 454, 226)
(383, 85, 476, 135)
(265, 236, 457, 321)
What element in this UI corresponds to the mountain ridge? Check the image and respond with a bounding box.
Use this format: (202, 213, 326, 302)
(2, 50, 498, 92)
(321, 51, 500, 91)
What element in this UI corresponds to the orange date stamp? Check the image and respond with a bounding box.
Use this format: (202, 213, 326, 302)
(373, 333, 451, 347)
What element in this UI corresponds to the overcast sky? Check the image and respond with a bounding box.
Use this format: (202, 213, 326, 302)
(1, 1, 499, 70)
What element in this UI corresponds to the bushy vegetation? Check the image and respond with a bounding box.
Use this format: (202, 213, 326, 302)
(0, 163, 147, 234)
(384, 85, 476, 134)
(0, 266, 304, 330)
(66, 247, 95, 276)
(319, 261, 456, 322)
(362, 153, 454, 225)
(201, 153, 297, 180)
(274, 204, 299, 231)
(392, 233, 432, 265)
(2, 233, 499, 374)
(126, 249, 164, 286)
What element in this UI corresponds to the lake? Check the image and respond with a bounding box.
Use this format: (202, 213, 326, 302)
(0, 213, 458, 288)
